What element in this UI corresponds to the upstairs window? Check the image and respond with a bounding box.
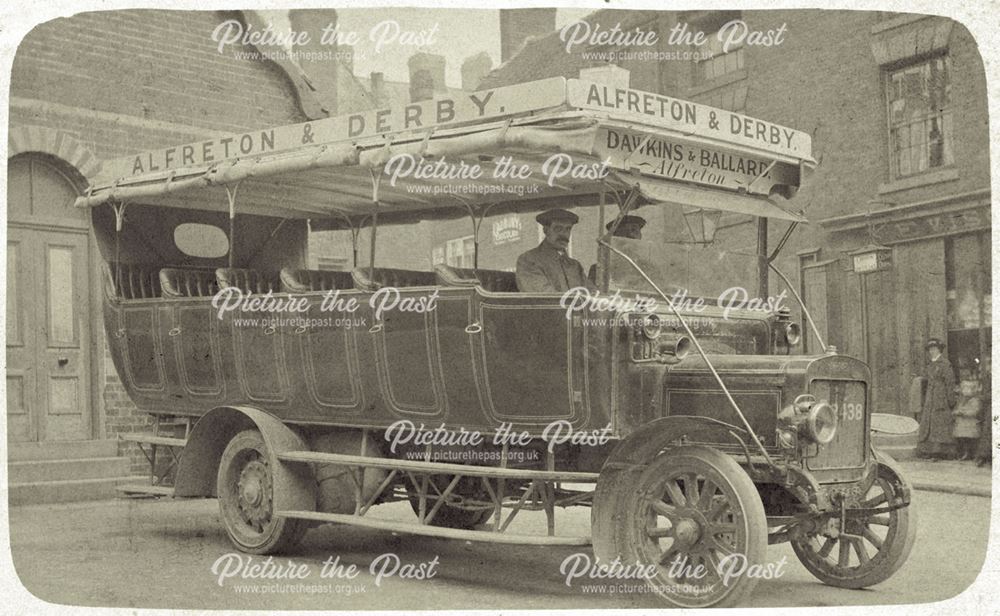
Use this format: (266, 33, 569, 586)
(695, 34, 744, 84)
(886, 55, 953, 178)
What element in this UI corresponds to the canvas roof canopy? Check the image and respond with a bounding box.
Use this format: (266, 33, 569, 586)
(75, 78, 815, 227)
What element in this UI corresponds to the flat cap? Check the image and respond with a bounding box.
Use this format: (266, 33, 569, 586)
(536, 208, 579, 225)
(606, 214, 647, 231)
(925, 338, 944, 350)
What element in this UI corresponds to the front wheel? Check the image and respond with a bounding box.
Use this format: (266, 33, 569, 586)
(618, 445, 768, 608)
(791, 455, 915, 588)
(217, 429, 308, 554)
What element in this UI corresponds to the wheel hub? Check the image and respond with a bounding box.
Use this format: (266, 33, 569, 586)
(673, 517, 703, 549)
(237, 460, 271, 525)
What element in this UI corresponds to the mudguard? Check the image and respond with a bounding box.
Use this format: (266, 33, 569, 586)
(173, 406, 315, 514)
(591, 415, 748, 563)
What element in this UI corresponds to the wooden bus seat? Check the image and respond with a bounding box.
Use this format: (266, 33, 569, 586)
(280, 268, 355, 293)
(435, 265, 519, 293)
(215, 268, 281, 294)
(159, 268, 220, 298)
(351, 267, 437, 292)
(102, 262, 163, 299)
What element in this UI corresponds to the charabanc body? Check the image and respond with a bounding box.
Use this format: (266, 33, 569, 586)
(77, 77, 914, 608)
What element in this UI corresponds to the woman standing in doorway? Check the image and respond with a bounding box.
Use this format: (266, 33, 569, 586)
(916, 338, 957, 460)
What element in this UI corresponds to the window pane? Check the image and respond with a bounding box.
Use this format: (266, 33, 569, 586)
(886, 56, 951, 178)
(48, 246, 75, 345)
(174, 223, 229, 258)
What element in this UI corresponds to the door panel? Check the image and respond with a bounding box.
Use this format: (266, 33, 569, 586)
(6, 231, 36, 442)
(38, 231, 91, 440)
(473, 296, 590, 427)
(121, 305, 164, 390)
(372, 299, 444, 417)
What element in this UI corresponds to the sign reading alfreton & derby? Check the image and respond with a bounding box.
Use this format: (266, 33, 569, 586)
(566, 79, 812, 160)
(111, 77, 569, 180)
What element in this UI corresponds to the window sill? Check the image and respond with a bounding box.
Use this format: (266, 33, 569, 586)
(877, 167, 959, 194)
(687, 69, 747, 97)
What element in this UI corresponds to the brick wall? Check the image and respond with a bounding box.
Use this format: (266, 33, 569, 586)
(10, 10, 308, 471)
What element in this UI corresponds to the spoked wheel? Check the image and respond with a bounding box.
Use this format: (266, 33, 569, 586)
(406, 475, 494, 530)
(620, 445, 768, 608)
(217, 429, 307, 554)
(791, 457, 915, 588)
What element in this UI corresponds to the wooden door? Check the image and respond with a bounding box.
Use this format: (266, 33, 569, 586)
(7, 227, 92, 441)
(7, 154, 93, 442)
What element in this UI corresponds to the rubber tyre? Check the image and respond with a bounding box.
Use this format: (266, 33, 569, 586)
(217, 429, 308, 554)
(791, 455, 915, 589)
(618, 445, 768, 608)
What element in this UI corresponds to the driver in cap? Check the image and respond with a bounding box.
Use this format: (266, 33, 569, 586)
(516, 208, 596, 293)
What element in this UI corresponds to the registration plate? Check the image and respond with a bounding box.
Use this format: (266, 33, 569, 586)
(806, 380, 867, 470)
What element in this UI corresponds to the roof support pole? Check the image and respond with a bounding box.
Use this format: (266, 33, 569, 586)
(109, 199, 128, 297)
(225, 182, 241, 269)
(456, 199, 501, 270)
(756, 217, 768, 299)
(368, 168, 382, 274)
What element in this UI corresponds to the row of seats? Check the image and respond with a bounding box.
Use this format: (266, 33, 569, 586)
(106, 263, 520, 300)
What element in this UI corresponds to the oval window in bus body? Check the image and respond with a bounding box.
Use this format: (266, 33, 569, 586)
(174, 223, 229, 258)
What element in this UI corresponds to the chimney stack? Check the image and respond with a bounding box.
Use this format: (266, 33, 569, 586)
(370, 72, 386, 107)
(408, 52, 446, 102)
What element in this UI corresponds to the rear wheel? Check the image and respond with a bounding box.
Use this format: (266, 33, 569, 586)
(217, 429, 307, 554)
(791, 457, 915, 588)
(619, 445, 768, 608)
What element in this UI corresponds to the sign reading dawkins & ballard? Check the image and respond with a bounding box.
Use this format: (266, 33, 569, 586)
(596, 127, 800, 195)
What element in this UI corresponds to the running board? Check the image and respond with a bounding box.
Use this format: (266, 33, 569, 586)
(276, 451, 599, 482)
(276, 510, 592, 546)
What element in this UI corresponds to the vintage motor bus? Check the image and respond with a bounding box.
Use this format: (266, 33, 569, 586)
(76, 77, 915, 608)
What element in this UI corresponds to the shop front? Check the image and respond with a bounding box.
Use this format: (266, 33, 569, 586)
(818, 190, 991, 419)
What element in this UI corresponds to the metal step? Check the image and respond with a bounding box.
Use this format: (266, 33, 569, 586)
(276, 510, 591, 545)
(118, 433, 187, 448)
(276, 451, 599, 482)
(115, 481, 176, 497)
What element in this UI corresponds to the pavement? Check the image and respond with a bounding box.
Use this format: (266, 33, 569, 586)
(873, 430, 993, 497)
(894, 457, 992, 497)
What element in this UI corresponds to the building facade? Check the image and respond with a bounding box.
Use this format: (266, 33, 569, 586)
(387, 9, 990, 417)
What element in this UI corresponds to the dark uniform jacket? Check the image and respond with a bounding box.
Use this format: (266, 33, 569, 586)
(515, 241, 595, 293)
